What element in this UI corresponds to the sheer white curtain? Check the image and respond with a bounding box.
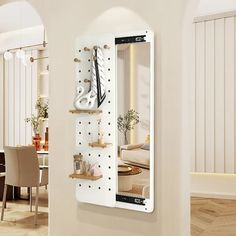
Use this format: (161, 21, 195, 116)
(0, 55, 3, 149)
(4, 50, 38, 146)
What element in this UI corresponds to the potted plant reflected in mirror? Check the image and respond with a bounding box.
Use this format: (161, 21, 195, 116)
(117, 109, 139, 145)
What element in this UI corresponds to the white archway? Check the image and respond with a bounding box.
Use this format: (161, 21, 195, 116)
(0, 0, 49, 233)
(183, 0, 236, 234)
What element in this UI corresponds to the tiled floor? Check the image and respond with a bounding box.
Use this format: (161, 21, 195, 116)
(0, 188, 48, 236)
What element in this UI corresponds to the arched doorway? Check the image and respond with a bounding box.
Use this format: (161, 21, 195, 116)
(0, 0, 49, 234)
(183, 0, 236, 235)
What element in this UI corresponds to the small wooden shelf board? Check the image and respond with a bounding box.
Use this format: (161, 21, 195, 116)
(40, 71, 49, 76)
(69, 109, 102, 114)
(89, 142, 112, 148)
(69, 173, 102, 180)
(39, 95, 48, 98)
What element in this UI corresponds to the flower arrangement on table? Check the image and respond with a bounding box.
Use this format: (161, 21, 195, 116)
(36, 97, 49, 119)
(25, 97, 49, 150)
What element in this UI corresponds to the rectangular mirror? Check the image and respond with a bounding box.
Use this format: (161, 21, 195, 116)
(115, 31, 154, 212)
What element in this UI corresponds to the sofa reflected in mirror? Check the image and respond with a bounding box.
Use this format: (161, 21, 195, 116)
(118, 136, 150, 199)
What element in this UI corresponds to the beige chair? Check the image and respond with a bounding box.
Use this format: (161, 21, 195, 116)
(1, 146, 48, 225)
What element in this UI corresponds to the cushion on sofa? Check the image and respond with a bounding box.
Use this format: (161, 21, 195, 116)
(141, 143, 150, 150)
(121, 149, 150, 166)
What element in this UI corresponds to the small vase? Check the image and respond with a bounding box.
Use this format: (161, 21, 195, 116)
(43, 127, 49, 151)
(32, 133, 41, 151)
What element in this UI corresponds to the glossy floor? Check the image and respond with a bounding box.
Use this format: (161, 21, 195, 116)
(0, 188, 48, 236)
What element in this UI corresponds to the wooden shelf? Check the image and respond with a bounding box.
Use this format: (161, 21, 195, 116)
(89, 142, 112, 148)
(40, 71, 49, 76)
(69, 109, 102, 114)
(39, 95, 48, 98)
(69, 173, 102, 180)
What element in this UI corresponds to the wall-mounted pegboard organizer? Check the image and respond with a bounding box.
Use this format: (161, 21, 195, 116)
(70, 31, 155, 213)
(70, 34, 117, 207)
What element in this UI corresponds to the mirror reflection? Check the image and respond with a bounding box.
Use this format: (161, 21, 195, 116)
(116, 42, 151, 203)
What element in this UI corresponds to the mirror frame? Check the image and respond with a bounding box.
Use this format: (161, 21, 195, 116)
(115, 30, 155, 213)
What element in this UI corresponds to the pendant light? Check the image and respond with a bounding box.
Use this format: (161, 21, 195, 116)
(3, 22, 48, 65)
(3, 50, 13, 61)
(22, 54, 32, 66)
(16, 48, 25, 60)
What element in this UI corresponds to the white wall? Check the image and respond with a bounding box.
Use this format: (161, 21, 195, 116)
(0, 0, 193, 235)
(0, 1, 42, 33)
(0, 25, 44, 53)
(197, 0, 236, 16)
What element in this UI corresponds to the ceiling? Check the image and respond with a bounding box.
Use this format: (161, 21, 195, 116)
(0, 1, 42, 33)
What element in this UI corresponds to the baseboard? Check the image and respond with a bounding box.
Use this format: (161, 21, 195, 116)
(191, 192, 236, 200)
(191, 172, 236, 199)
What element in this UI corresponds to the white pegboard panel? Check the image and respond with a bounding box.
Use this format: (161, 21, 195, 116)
(73, 34, 117, 207)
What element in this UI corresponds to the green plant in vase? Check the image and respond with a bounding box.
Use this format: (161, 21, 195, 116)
(25, 98, 49, 150)
(25, 114, 43, 135)
(117, 109, 139, 144)
(25, 114, 43, 150)
(36, 97, 49, 119)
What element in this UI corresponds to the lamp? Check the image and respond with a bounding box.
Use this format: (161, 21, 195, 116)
(3, 51, 13, 61)
(3, 28, 48, 65)
(16, 48, 25, 60)
(22, 54, 31, 66)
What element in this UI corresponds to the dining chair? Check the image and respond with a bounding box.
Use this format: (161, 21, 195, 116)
(1, 146, 48, 225)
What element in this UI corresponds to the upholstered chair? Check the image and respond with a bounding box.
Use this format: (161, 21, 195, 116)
(1, 146, 48, 225)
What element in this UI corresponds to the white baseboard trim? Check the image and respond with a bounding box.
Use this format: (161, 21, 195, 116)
(191, 173, 236, 200)
(191, 192, 236, 200)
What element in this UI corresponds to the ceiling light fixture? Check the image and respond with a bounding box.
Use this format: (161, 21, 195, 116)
(16, 48, 25, 60)
(3, 50, 13, 61)
(3, 28, 48, 65)
(29, 56, 48, 63)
